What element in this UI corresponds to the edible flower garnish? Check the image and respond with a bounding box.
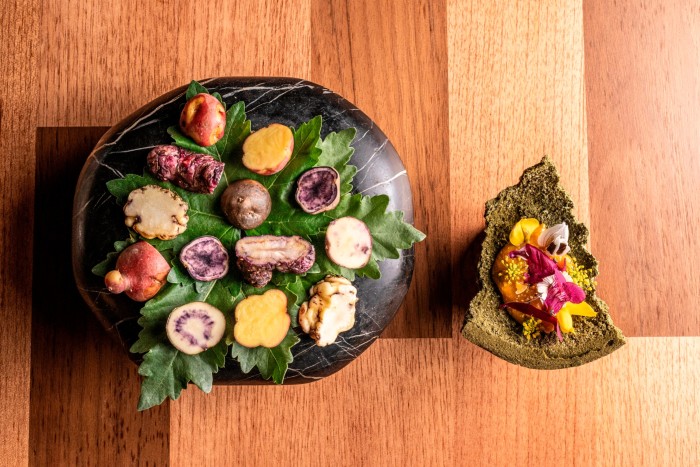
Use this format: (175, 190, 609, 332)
(494, 219, 597, 342)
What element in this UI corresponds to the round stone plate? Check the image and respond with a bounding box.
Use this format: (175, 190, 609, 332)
(72, 77, 416, 384)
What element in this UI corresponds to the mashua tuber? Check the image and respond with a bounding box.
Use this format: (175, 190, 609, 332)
(147, 145, 224, 194)
(104, 241, 170, 302)
(298, 275, 358, 346)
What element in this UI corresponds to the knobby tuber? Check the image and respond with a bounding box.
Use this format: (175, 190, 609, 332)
(233, 289, 290, 348)
(147, 145, 224, 194)
(295, 167, 340, 214)
(325, 217, 372, 269)
(179, 93, 226, 147)
(166, 302, 226, 355)
(179, 236, 229, 281)
(241, 123, 294, 175)
(235, 235, 315, 287)
(299, 275, 358, 346)
(104, 241, 170, 302)
(124, 185, 189, 239)
(220, 179, 271, 230)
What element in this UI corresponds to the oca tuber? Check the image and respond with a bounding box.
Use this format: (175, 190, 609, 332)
(298, 275, 358, 346)
(124, 185, 189, 240)
(147, 145, 224, 194)
(233, 289, 290, 348)
(234, 235, 315, 287)
(166, 302, 226, 355)
(104, 241, 170, 302)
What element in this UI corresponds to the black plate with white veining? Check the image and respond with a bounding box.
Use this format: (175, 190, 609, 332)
(72, 77, 415, 384)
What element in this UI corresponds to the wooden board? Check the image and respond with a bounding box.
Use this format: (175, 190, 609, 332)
(0, 1, 38, 465)
(584, 0, 700, 336)
(0, 0, 695, 465)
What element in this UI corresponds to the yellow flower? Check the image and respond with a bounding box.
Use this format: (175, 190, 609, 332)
(509, 218, 540, 246)
(556, 301, 597, 333)
(522, 317, 541, 340)
(565, 256, 597, 293)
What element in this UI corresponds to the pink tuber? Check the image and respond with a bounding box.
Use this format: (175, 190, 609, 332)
(104, 241, 171, 302)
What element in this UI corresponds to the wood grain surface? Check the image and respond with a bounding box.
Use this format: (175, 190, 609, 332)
(30, 128, 169, 466)
(0, 0, 694, 465)
(584, 0, 700, 337)
(0, 1, 38, 466)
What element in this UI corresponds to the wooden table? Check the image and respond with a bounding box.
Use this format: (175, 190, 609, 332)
(1, 1, 698, 465)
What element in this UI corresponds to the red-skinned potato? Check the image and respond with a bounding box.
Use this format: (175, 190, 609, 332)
(242, 123, 294, 175)
(179, 93, 226, 147)
(104, 241, 170, 302)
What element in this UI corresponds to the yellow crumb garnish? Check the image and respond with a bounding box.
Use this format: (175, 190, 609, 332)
(566, 256, 596, 293)
(497, 256, 527, 284)
(522, 317, 541, 340)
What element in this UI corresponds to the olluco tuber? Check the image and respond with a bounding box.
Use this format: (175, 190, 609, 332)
(233, 289, 290, 348)
(179, 236, 229, 281)
(166, 302, 226, 355)
(298, 275, 358, 346)
(104, 241, 170, 302)
(295, 167, 340, 214)
(325, 216, 372, 269)
(147, 145, 224, 194)
(124, 185, 189, 239)
(220, 179, 271, 230)
(234, 235, 315, 287)
(179, 93, 227, 147)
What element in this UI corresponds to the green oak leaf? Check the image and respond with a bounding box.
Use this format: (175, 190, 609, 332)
(185, 80, 209, 100)
(136, 340, 226, 411)
(229, 329, 300, 384)
(317, 128, 357, 195)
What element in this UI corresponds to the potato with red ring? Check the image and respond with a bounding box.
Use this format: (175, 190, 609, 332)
(179, 93, 226, 147)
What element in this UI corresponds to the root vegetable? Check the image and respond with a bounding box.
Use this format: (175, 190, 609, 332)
(166, 302, 226, 355)
(104, 241, 170, 302)
(325, 217, 372, 269)
(179, 93, 227, 147)
(179, 236, 229, 281)
(147, 145, 224, 194)
(220, 179, 271, 230)
(124, 185, 189, 240)
(233, 289, 290, 348)
(242, 123, 294, 175)
(235, 235, 315, 287)
(299, 275, 358, 346)
(295, 167, 340, 214)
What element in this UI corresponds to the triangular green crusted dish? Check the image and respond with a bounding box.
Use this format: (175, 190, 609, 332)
(463, 157, 625, 369)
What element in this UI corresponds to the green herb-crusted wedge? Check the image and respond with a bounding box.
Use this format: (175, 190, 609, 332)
(463, 157, 625, 369)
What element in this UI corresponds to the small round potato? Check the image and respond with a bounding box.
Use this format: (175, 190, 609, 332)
(221, 179, 272, 230)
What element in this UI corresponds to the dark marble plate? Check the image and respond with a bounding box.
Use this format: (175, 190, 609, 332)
(72, 77, 416, 384)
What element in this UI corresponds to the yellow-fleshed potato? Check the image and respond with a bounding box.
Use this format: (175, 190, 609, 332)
(233, 289, 290, 348)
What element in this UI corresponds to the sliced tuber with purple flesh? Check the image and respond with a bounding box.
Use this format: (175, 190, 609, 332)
(104, 241, 171, 302)
(220, 179, 271, 230)
(325, 216, 373, 269)
(147, 145, 224, 194)
(179, 236, 229, 281)
(165, 302, 226, 355)
(295, 166, 340, 214)
(235, 235, 315, 287)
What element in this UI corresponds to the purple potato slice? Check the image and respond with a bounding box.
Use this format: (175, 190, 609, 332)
(179, 236, 229, 281)
(165, 302, 226, 355)
(295, 167, 340, 214)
